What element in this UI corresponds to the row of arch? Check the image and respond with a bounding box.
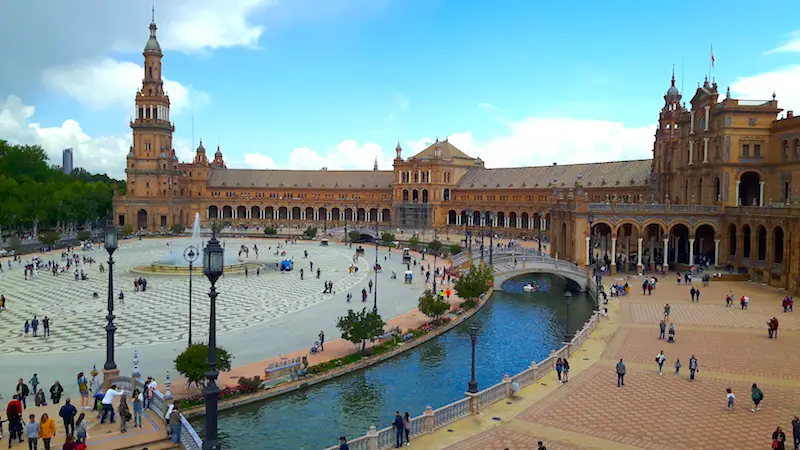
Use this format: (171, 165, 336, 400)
(446, 210, 551, 229)
(207, 205, 393, 222)
(727, 223, 785, 264)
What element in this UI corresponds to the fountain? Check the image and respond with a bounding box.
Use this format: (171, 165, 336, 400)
(133, 213, 251, 275)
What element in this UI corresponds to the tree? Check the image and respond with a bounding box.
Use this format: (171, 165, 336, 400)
(336, 308, 386, 353)
(449, 244, 462, 255)
(428, 240, 442, 254)
(408, 235, 420, 249)
(174, 344, 233, 387)
(76, 230, 91, 242)
(121, 224, 134, 236)
(8, 236, 21, 253)
(454, 263, 493, 300)
(38, 231, 61, 248)
(417, 289, 450, 322)
(303, 226, 318, 239)
(381, 232, 395, 246)
(348, 230, 361, 243)
(263, 226, 277, 236)
(211, 222, 226, 235)
(170, 224, 186, 235)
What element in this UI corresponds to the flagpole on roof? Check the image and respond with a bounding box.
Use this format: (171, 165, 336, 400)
(708, 44, 714, 82)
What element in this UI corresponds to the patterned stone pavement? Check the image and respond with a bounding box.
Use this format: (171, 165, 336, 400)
(443, 428, 579, 450)
(621, 301, 800, 330)
(0, 238, 377, 354)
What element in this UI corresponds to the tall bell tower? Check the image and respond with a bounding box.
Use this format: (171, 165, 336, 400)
(126, 7, 179, 198)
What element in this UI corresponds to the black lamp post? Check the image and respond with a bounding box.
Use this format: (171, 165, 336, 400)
(479, 212, 485, 262)
(432, 252, 438, 293)
(184, 245, 199, 347)
(202, 230, 224, 450)
(488, 212, 494, 265)
(564, 291, 573, 341)
(538, 208, 544, 253)
(103, 224, 118, 371)
(465, 209, 473, 263)
(373, 212, 379, 314)
(323, 204, 328, 233)
(467, 324, 480, 393)
(587, 214, 595, 266)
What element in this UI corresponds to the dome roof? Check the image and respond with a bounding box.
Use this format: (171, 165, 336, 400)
(144, 21, 161, 53)
(666, 85, 679, 97)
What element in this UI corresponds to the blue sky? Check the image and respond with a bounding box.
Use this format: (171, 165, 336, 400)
(1, 0, 799, 177)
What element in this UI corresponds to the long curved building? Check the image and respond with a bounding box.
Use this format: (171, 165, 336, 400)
(115, 16, 800, 295)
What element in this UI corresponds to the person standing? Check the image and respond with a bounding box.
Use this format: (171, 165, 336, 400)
(615, 359, 626, 387)
(555, 358, 564, 382)
(117, 395, 131, 433)
(791, 416, 799, 450)
(75, 413, 87, 444)
(562, 359, 570, 383)
(31, 317, 39, 337)
(38, 413, 55, 450)
(726, 388, 735, 411)
(689, 355, 699, 381)
(25, 414, 40, 450)
(29, 374, 39, 396)
(132, 389, 144, 428)
(403, 412, 411, 446)
(7, 395, 24, 446)
(76, 373, 89, 410)
(59, 399, 77, 436)
(100, 385, 125, 424)
(49, 381, 63, 405)
(750, 383, 764, 412)
(169, 406, 182, 444)
(318, 330, 325, 352)
(659, 320, 666, 340)
(16, 379, 30, 409)
(42, 317, 50, 337)
(392, 411, 405, 448)
(338, 436, 350, 450)
(773, 427, 787, 450)
(655, 350, 667, 375)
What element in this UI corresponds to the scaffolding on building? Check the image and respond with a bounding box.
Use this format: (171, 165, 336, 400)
(394, 203, 432, 230)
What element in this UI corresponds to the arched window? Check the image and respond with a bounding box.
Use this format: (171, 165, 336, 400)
(782, 141, 790, 161)
(443, 189, 450, 201)
(149, 66, 153, 78)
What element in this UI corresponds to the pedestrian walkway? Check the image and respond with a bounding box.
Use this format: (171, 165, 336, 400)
(409, 273, 800, 449)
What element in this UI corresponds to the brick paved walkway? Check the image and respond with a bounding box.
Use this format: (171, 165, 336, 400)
(409, 274, 799, 450)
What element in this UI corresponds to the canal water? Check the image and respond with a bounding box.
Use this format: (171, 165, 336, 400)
(191, 274, 594, 449)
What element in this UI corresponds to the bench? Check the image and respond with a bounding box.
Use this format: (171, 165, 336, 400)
(264, 357, 303, 380)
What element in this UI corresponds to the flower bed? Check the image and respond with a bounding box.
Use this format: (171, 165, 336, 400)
(177, 376, 262, 409)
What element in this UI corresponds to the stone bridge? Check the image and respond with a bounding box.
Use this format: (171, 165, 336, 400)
(453, 247, 596, 294)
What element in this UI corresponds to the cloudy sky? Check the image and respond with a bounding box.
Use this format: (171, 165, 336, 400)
(1, 0, 799, 178)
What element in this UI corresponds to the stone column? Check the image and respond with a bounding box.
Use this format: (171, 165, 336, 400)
(759, 181, 765, 207)
(637, 238, 643, 267)
(704, 105, 710, 131)
(714, 239, 720, 266)
(703, 138, 709, 163)
(585, 236, 591, 265)
(673, 237, 679, 263)
(690, 113, 695, 134)
(663, 238, 670, 271)
(366, 211, 370, 222)
(735, 181, 741, 205)
(422, 406, 435, 433)
(164, 371, 173, 401)
(688, 141, 694, 165)
(611, 236, 617, 274)
(367, 425, 378, 450)
(689, 238, 695, 265)
(206, 209, 209, 219)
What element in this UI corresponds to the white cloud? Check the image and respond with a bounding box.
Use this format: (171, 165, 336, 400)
(0, 95, 129, 178)
(41, 58, 209, 114)
(243, 152, 279, 169)
(730, 65, 800, 113)
(478, 102, 497, 110)
(764, 30, 800, 55)
(242, 140, 393, 171)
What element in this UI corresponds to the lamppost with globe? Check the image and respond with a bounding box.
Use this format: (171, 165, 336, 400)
(373, 211, 379, 314)
(184, 245, 199, 347)
(467, 324, 480, 394)
(102, 224, 119, 386)
(202, 230, 224, 450)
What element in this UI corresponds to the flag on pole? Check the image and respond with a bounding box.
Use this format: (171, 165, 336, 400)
(711, 45, 715, 68)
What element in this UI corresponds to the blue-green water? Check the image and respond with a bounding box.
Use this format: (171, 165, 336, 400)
(191, 274, 594, 449)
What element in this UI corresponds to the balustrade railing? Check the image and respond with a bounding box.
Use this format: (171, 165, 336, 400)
(324, 311, 603, 450)
(587, 203, 719, 213)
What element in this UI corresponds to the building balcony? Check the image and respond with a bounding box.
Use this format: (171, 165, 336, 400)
(587, 203, 719, 213)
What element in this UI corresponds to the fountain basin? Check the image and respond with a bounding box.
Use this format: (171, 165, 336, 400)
(131, 261, 258, 276)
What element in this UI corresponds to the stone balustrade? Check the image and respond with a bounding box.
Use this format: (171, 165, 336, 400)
(323, 312, 602, 450)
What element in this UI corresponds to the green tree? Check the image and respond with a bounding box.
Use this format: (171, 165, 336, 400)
(174, 344, 233, 387)
(408, 235, 420, 249)
(336, 308, 386, 353)
(454, 263, 493, 300)
(381, 232, 395, 246)
(449, 244, 462, 255)
(303, 226, 318, 239)
(263, 226, 277, 236)
(121, 224, 134, 236)
(428, 240, 443, 254)
(348, 230, 361, 243)
(38, 231, 61, 247)
(8, 236, 22, 253)
(170, 224, 186, 235)
(76, 230, 91, 241)
(417, 289, 450, 322)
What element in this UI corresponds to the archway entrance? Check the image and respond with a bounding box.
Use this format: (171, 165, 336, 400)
(727, 223, 736, 259)
(137, 209, 148, 230)
(756, 225, 767, 262)
(773, 227, 785, 265)
(742, 225, 752, 260)
(694, 224, 716, 266)
(643, 223, 666, 270)
(739, 172, 761, 206)
(668, 223, 690, 265)
(589, 223, 612, 265)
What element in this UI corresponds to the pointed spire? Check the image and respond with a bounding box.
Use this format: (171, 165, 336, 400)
(671, 64, 676, 86)
(373, 157, 378, 171)
(144, 3, 162, 53)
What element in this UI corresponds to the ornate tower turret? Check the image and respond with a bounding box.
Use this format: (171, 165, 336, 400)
(212, 145, 226, 168)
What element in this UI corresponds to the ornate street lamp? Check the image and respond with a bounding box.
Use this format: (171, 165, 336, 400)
(103, 224, 118, 373)
(488, 212, 494, 265)
(538, 208, 544, 253)
(465, 209, 473, 264)
(564, 291, 573, 341)
(184, 246, 199, 347)
(373, 211, 379, 314)
(587, 214, 595, 266)
(467, 324, 480, 394)
(202, 230, 224, 450)
(480, 212, 485, 262)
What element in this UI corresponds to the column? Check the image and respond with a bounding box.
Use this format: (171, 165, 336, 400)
(611, 236, 617, 269)
(480, 216, 486, 227)
(417, 169, 421, 183)
(663, 238, 669, 271)
(703, 138, 709, 163)
(735, 181, 741, 205)
(704, 105, 710, 131)
(366, 211, 371, 222)
(759, 181, 765, 207)
(688, 141, 694, 165)
(673, 237, 679, 263)
(289, 209, 293, 220)
(637, 238, 643, 267)
(517, 217, 521, 228)
(206, 209, 209, 219)
(689, 237, 695, 265)
(427, 170, 431, 183)
(246, 209, 251, 219)
(398, 172, 401, 183)
(714, 239, 720, 266)
(233, 209, 238, 219)
(690, 113, 695, 134)
(585, 237, 591, 265)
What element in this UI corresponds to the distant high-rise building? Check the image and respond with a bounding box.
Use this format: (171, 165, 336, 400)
(63, 148, 74, 175)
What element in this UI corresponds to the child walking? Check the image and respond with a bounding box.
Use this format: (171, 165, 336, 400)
(726, 388, 735, 411)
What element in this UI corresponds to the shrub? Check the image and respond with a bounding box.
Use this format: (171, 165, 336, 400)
(170, 223, 186, 235)
(428, 240, 443, 254)
(121, 224, 134, 236)
(449, 244, 462, 255)
(76, 230, 91, 242)
(237, 376, 262, 393)
(303, 226, 318, 239)
(417, 289, 450, 322)
(38, 231, 60, 247)
(460, 299, 477, 311)
(174, 344, 233, 387)
(264, 227, 278, 236)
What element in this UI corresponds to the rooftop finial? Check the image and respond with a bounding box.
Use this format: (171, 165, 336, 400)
(671, 64, 675, 86)
(152, 0, 155, 23)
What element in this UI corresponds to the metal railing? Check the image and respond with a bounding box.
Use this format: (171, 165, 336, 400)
(587, 203, 720, 213)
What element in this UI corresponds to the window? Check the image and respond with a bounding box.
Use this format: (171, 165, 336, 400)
(742, 144, 750, 158)
(145, 142, 151, 151)
(783, 181, 791, 202)
(753, 144, 761, 158)
(784, 141, 790, 161)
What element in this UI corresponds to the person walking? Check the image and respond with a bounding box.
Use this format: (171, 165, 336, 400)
(655, 350, 667, 375)
(402, 412, 411, 446)
(16, 379, 30, 409)
(791, 416, 799, 450)
(49, 381, 63, 405)
(615, 359, 626, 387)
(25, 414, 40, 450)
(773, 427, 787, 450)
(59, 399, 77, 436)
(555, 358, 564, 382)
(562, 359, 570, 383)
(117, 395, 131, 433)
(726, 388, 735, 411)
(392, 411, 405, 448)
(29, 374, 39, 396)
(132, 389, 144, 428)
(38, 413, 55, 450)
(689, 355, 699, 381)
(750, 383, 764, 412)
(75, 413, 87, 444)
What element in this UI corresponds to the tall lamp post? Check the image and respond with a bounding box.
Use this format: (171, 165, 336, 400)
(202, 230, 224, 450)
(587, 214, 595, 267)
(538, 208, 544, 253)
(103, 224, 119, 386)
(479, 212, 485, 262)
(465, 209, 473, 264)
(488, 212, 494, 265)
(373, 212, 379, 314)
(184, 246, 199, 347)
(467, 324, 480, 393)
(323, 204, 328, 233)
(564, 291, 573, 341)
